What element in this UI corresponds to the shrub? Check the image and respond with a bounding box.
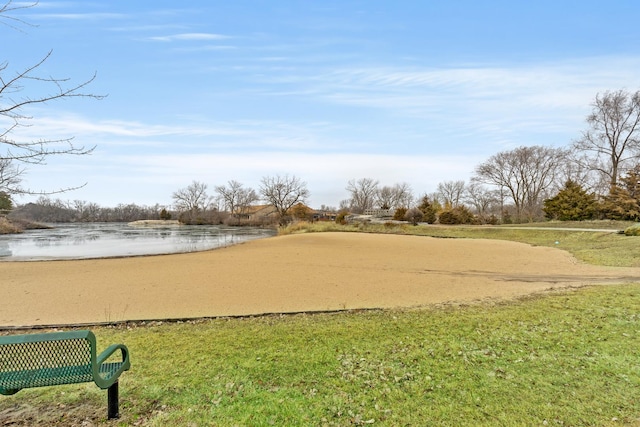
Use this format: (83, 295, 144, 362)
(0, 217, 23, 234)
(624, 223, 640, 236)
(335, 211, 347, 225)
(404, 208, 424, 225)
(393, 207, 407, 221)
(438, 205, 474, 224)
(485, 214, 499, 225)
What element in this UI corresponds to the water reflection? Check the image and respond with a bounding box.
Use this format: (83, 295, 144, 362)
(0, 223, 277, 261)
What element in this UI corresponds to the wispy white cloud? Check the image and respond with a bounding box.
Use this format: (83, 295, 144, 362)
(259, 54, 640, 110)
(320, 56, 640, 106)
(108, 24, 188, 33)
(34, 12, 126, 20)
(245, 54, 640, 150)
(149, 32, 231, 42)
(9, 113, 343, 154)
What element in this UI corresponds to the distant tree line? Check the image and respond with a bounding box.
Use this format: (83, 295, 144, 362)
(9, 197, 171, 223)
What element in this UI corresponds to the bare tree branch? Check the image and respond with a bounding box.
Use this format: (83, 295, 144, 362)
(573, 89, 640, 190)
(0, 2, 104, 195)
(0, 1, 38, 32)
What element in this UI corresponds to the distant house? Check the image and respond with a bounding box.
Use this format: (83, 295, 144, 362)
(290, 203, 340, 222)
(243, 205, 279, 223)
(241, 203, 338, 224)
(313, 210, 337, 221)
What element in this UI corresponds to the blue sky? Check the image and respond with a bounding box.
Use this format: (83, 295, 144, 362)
(4, 0, 640, 208)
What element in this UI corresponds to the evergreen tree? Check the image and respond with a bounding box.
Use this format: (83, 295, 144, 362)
(393, 207, 407, 221)
(620, 165, 640, 200)
(0, 192, 11, 213)
(543, 180, 598, 221)
(417, 195, 438, 224)
(600, 186, 640, 220)
(599, 166, 640, 221)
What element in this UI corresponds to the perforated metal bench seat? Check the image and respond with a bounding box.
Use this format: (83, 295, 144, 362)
(0, 330, 130, 419)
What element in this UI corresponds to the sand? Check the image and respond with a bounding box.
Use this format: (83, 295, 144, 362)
(1, 232, 639, 328)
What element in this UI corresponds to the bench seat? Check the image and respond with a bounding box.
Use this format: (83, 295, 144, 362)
(0, 330, 130, 419)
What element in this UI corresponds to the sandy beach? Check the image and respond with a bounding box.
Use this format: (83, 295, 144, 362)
(1, 232, 639, 328)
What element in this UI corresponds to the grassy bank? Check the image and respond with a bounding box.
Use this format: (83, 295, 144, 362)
(281, 221, 640, 267)
(0, 217, 23, 234)
(2, 285, 639, 426)
(0, 217, 51, 234)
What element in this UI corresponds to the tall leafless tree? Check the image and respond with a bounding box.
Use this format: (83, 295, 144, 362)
(474, 145, 567, 222)
(172, 181, 212, 213)
(260, 174, 309, 225)
(573, 89, 640, 191)
(464, 182, 499, 219)
(376, 182, 413, 210)
(1, 1, 103, 195)
(346, 178, 379, 213)
(437, 180, 465, 208)
(215, 180, 258, 217)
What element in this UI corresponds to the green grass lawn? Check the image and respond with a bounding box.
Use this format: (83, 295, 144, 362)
(1, 222, 640, 426)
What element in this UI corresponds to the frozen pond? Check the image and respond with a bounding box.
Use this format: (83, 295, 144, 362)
(0, 222, 277, 261)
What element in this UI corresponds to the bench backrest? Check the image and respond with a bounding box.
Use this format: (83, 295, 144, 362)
(0, 330, 96, 392)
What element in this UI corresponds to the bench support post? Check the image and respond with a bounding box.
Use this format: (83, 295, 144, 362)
(107, 381, 120, 419)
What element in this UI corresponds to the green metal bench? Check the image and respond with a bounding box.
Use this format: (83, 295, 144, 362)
(0, 330, 130, 419)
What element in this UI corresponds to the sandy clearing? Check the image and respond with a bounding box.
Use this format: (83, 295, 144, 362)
(1, 232, 639, 328)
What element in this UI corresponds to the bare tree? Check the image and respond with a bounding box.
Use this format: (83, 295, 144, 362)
(573, 89, 640, 191)
(172, 181, 212, 213)
(559, 150, 606, 194)
(0, 158, 22, 194)
(236, 187, 259, 217)
(437, 180, 465, 208)
(215, 180, 258, 217)
(395, 182, 414, 208)
(376, 182, 413, 210)
(260, 174, 309, 225)
(464, 183, 499, 219)
(0, 1, 103, 195)
(346, 178, 379, 213)
(474, 145, 567, 222)
(376, 186, 395, 209)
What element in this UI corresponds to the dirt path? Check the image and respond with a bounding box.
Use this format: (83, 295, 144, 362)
(1, 232, 639, 328)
